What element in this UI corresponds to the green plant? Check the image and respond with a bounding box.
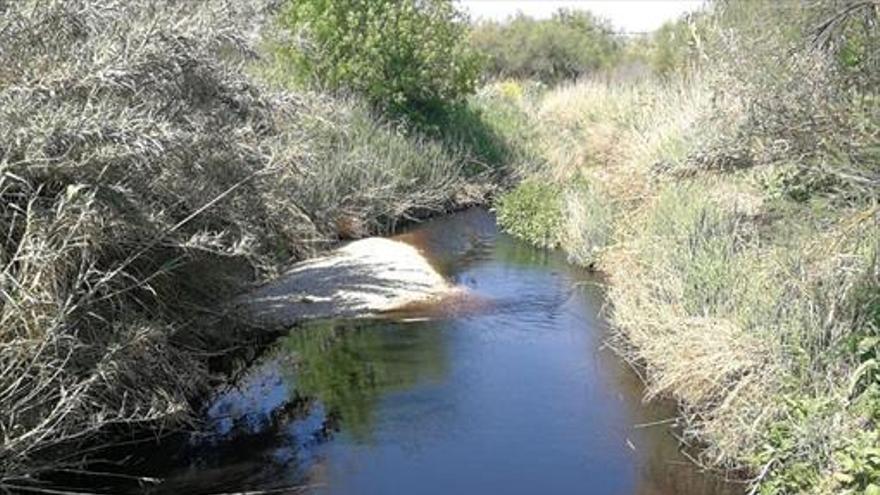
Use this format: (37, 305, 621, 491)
(469, 9, 621, 84)
(496, 181, 564, 248)
(831, 432, 880, 494)
(276, 0, 481, 120)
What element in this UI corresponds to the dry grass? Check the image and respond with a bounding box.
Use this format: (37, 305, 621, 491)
(494, 1, 880, 491)
(0, 0, 490, 486)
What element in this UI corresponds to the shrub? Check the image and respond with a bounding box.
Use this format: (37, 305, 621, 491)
(275, 0, 481, 120)
(693, 1, 880, 200)
(469, 9, 622, 84)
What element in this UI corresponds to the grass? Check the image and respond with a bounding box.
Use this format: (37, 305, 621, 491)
(0, 0, 497, 486)
(492, 1, 880, 491)
(1, 0, 875, 492)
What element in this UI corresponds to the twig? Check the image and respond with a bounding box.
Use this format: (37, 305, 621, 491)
(51, 469, 162, 484)
(746, 459, 776, 495)
(0, 484, 104, 495)
(633, 417, 678, 429)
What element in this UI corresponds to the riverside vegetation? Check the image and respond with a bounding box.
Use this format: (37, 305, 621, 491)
(492, 1, 880, 493)
(0, 0, 495, 488)
(1, 0, 878, 494)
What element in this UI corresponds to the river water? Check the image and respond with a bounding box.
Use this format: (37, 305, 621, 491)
(113, 208, 739, 495)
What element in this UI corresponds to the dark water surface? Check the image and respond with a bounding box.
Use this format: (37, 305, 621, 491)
(119, 209, 740, 495)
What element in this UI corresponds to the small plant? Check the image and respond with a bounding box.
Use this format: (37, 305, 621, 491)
(751, 396, 827, 494)
(831, 432, 880, 494)
(496, 181, 564, 248)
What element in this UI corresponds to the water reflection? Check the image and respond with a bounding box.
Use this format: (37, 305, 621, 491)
(281, 320, 448, 443)
(118, 208, 740, 495)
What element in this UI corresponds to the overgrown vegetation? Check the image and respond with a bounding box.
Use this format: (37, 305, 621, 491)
(469, 9, 622, 84)
(0, 0, 493, 487)
(3, 0, 877, 492)
(494, 1, 880, 492)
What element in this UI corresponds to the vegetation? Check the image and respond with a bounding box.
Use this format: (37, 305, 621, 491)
(469, 9, 622, 84)
(626, 12, 710, 76)
(2, 0, 877, 492)
(494, 1, 880, 492)
(495, 181, 564, 248)
(0, 0, 493, 487)
(274, 0, 481, 120)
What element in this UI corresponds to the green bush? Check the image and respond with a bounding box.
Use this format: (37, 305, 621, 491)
(496, 181, 564, 248)
(470, 9, 621, 84)
(276, 0, 481, 120)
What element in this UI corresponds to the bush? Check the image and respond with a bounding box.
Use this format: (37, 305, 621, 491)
(275, 0, 481, 120)
(469, 9, 622, 84)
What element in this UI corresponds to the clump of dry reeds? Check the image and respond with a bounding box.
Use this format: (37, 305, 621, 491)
(0, 0, 486, 486)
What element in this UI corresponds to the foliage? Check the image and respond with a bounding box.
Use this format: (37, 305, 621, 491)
(496, 181, 563, 248)
(469, 9, 622, 84)
(643, 13, 709, 76)
(831, 431, 880, 494)
(275, 0, 481, 120)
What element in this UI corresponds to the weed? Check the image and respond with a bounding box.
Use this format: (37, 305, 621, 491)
(496, 181, 564, 248)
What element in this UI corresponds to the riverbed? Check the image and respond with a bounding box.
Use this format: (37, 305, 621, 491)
(111, 208, 740, 495)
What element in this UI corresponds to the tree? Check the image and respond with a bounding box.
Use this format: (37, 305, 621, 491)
(277, 0, 481, 120)
(469, 9, 622, 84)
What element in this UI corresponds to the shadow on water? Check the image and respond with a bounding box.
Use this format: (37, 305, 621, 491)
(85, 208, 743, 495)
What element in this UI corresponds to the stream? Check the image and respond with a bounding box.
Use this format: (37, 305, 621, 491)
(106, 208, 740, 495)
